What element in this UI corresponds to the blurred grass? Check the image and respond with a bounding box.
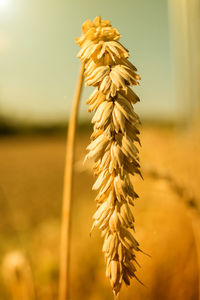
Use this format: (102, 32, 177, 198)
(0, 124, 199, 299)
(0, 117, 182, 136)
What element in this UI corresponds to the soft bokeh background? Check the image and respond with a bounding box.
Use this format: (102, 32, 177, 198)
(0, 0, 192, 124)
(0, 0, 200, 299)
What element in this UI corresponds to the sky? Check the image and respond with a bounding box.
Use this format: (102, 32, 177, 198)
(0, 0, 177, 124)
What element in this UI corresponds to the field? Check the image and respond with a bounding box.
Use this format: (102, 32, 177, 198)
(0, 125, 199, 300)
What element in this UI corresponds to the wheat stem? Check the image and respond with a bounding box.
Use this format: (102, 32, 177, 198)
(58, 62, 85, 300)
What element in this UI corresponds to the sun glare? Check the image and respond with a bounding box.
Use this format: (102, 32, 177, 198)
(0, 0, 9, 9)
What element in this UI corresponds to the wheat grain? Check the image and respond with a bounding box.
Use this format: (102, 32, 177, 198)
(76, 16, 142, 298)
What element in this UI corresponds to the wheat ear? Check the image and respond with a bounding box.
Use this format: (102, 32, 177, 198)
(76, 16, 142, 297)
(1, 251, 35, 300)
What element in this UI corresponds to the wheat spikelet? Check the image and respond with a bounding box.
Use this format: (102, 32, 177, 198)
(76, 16, 142, 297)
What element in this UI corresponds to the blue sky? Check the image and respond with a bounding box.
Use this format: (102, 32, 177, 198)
(0, 0, 177, 123)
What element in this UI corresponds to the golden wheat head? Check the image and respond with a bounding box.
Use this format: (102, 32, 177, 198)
(1, 251, 35, 300)
(76, 16, 142, 298)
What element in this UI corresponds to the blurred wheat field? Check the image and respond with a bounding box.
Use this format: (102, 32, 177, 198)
(0, 125, 199, 300)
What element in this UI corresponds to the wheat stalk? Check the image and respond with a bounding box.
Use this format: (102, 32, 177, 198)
(76, 16, 143, 298)
(58, 63, 85, 300)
